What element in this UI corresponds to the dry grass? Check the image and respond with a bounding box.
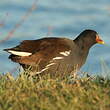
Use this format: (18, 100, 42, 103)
(0, 72, 110, 110)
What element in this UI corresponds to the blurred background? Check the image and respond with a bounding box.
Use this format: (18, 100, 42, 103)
(0, 0, 110, 76)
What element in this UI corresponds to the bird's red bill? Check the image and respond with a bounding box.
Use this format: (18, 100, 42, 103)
(96, 35, 104, 44)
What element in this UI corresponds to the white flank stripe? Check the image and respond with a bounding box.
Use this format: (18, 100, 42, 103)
(8, 50, 32, 56)
(60, 50, 71, 56)
(52, 57, 64, 60)
(36, 67, 48, 74)
(46, 63, 55, 67)
(36, 63, 55, 74)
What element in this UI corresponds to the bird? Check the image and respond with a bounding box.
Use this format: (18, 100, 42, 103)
(4, 29, 104, 77)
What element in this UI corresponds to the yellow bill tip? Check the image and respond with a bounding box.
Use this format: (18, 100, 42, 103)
(96, 35, 104, 44)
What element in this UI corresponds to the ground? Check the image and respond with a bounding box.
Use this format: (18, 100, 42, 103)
(0, 72, 110, 110)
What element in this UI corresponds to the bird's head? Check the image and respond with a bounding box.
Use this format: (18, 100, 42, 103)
(74, 29, 104, 49)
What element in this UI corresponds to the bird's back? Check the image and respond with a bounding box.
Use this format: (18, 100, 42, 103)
(5, 37, 82, 76)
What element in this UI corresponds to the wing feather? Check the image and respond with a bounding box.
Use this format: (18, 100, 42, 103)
(5, 37, 71, 66)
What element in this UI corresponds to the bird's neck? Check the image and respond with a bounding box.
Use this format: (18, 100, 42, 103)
(74, 37, 93, 50)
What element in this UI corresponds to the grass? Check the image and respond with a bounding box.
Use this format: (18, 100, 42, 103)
(0, 72, 110, 110)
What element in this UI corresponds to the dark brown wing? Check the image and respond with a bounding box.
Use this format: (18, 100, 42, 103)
(5, 37, 69, 53)
(6, 37, 71, 65)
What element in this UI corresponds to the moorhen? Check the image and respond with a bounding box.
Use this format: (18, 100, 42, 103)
(4, 29, 104, 76)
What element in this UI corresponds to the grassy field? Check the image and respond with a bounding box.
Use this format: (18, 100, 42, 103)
(0, 72, 110, 110)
